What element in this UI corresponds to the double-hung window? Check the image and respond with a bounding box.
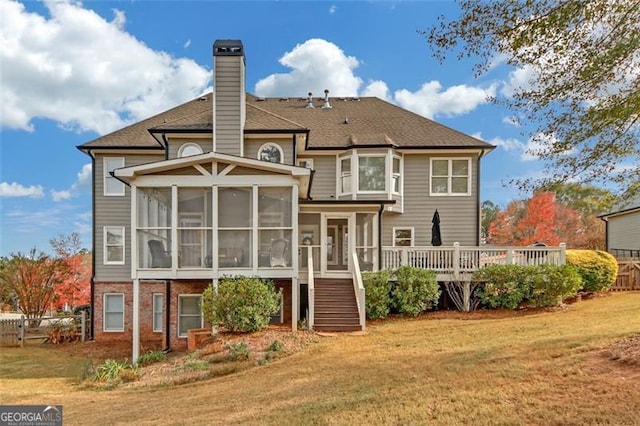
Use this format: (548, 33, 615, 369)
(103, 293, 124, 332)
(104, 226, 125, 265)
(430, 158, 471, 196)
(178, 295, 203, 337)
(152, 294, 163, 332)
(392, 156, 401, 194)
(104, 157, 125, 196)
(339, 156, 352, 195)
(393, 228, 414, 247)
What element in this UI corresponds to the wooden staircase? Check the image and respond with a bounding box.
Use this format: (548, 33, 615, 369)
(313, 278, 362, 332)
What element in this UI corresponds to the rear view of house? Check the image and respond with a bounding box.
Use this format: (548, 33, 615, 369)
(77, 40, 494, 358)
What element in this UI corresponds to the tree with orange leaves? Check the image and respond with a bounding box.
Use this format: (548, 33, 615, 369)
(50, 233, 91, 311)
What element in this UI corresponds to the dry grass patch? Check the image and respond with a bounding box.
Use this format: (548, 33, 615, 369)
(1, 292, 639, 425)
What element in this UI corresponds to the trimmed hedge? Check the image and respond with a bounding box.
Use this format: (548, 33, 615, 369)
(473, 264, 582, 309)
(362, 270, 392, 319)
(201, 277, 281, 332)
(392, 266, 440, 316)
(566, 250, 618, 291)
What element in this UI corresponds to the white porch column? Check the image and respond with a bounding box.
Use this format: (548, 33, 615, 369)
(132, 278, 140, 365)
(292, 277, 298, 332)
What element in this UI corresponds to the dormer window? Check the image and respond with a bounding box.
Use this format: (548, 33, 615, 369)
(178, 143, 203, 158)
(258, 143, 283, 163)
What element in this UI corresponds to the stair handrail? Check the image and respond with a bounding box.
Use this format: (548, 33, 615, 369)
(350, 251, 366, 331)
(307, 246, 315, 330)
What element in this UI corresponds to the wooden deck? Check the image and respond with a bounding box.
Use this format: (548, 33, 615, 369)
(381, 243, 566, 281)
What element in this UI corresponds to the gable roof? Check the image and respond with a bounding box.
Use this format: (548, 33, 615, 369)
(78, 92, 494, 151)
(599, 194, 640, 219)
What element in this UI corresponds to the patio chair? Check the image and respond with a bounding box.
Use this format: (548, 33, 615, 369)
(269, 238, 289, 267)
(148, 239, 172, 268)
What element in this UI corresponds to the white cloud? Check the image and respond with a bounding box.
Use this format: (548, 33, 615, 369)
(502, 116, 521, 127)
(76, 163, 92, 185)
(51, 163, 92, 202)
(256, 39, 494, 119)
(501, 65, 538, 97)
(473, 132, 525, 152)
(51, 190, 72, 201)
(255, 39, 362, 98)
(184, 39, 191, 49)
(0, 0, 210, 135)
(329, 5, 337, 14)
(394, 81, 496, 119)
(0, 182, 45, 198)
(362, 80, 391, 102)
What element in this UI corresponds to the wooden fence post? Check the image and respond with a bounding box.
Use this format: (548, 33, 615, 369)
(506, 248, 513, 264)
(19, 315, 25, 348)
(81, 311, 86, 343)
(559, 242, 566, 264)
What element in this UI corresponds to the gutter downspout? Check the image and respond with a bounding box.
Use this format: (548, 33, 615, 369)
(164, 279, 171, 352)
(161, 134, 170, 160)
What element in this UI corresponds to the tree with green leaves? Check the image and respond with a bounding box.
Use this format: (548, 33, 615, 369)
(423, 0, 639, 199)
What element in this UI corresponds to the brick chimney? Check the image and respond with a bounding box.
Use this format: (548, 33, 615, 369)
(213, 40, 245, 157)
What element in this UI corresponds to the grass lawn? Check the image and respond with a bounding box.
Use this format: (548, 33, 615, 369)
(1, 292, 640, 425)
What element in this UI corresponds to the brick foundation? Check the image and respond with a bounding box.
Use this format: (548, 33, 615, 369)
(93, 278, 296, 351)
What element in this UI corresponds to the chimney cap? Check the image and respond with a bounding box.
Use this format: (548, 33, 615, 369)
(213, 39, 244, 56)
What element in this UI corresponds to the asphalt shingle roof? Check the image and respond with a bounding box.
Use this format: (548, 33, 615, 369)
(78, 92, 494, 150)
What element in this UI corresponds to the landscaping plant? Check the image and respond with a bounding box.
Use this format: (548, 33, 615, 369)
(202, 277, 281, 332)
(362, 270, 392, 319)
(566, 249, 618, 291)
(391, 266, 439, 316)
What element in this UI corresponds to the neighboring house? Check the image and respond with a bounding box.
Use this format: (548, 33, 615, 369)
(77, 40, 494, 357)
(599, 194, 640, 258)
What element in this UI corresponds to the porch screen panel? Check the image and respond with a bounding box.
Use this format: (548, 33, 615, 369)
(258, 187, 293, 267)
(137, 187, 172, 268)
(218, 187, 252, 268)
(178, 188, 212, 268)
(356, 213, 377, 271)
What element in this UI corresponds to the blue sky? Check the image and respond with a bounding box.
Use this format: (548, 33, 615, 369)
(0, 0, 546, 255)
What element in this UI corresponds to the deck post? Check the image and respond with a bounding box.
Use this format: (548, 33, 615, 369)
(80, 311, 86, 342)
(559, 242, 566, 265)
(453, 242, 460, 281)
(506, 248, 513, 264)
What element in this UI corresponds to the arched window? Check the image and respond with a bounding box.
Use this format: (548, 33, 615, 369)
(257, 143, 283, 163)
(178, 143, 203, 158)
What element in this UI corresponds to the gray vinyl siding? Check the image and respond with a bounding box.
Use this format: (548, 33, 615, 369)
(94, 153, 163, 282)
(168, 138, 213, 159)
(244, 139, 294, 165)
(214, 56, 243, 156)
(307, 155, 336, 199)
(607, 211, 640, 251)
(382, 154, 479, 247)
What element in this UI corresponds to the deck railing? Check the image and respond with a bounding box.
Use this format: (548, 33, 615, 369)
(350, 251, 366, 331)
(382, 243, 566, 279)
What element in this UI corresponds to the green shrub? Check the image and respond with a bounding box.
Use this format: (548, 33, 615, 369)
(202, 277, 281, 332)
(391, 266, 440, 316)
(137, 350, 166, 366)
(227, 341, 250, 361)
(527, 264, 582, 307)
(362, 270, 392, 319)
(473, 264, 530, 309)
(566, 250, 618, 291)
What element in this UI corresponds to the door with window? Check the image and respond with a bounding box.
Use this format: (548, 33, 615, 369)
(321, 213, 354, 276)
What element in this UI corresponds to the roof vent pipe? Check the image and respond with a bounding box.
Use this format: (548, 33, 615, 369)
(305, 92, 315, 109)
(322, 89, 332, 109)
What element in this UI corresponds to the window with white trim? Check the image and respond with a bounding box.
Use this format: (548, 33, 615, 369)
(297, 158, 314, 169)
(103, 293, 124, 332)
(430, 158, 471, 196)
(393, 228, 414, 247)
(178, 295, 203, 337)
(178, 143, 203, 157)
(153, 293, 163, 332)
(258, 143, 283, 163)
(392, 156, 401, 194)
(339, 156, 351, 195)
(104, 226, 125, 265)
(358, 156, 386, 192)
(104, 157, 125, 196)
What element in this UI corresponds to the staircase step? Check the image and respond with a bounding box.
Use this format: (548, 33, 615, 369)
(314, 324, 362, 332)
